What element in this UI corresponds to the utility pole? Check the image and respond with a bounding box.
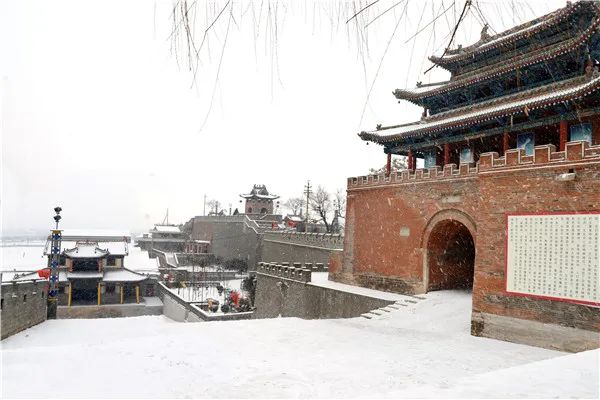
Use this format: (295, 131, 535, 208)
(47, 207, 62, 319)
(203, 194, 207, 216)
(303, 180, 312, 224)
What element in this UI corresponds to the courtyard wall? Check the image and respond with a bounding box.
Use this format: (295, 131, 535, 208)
(1, 280, 48, 340)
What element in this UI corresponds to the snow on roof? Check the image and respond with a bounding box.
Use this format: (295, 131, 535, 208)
(285, 215, 304, 222)
(64, 243, 109, 259)
(396, 81, 449, 96)
(98, 241, 129, 256)
(43, 240, 128, 256)
(103, 268, 148, 283)
(240, 184, 279, 200)
(361, 74, 600, 143)
(60, 229, 131, 240)
(152, 225, 181, 233)
(67, 271, 103, 279)
(430, 1, 584, 65)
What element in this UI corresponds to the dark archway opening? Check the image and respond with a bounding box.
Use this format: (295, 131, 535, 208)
(427, 220, 475, 291)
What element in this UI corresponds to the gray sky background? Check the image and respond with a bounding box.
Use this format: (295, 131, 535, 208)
(1, 0, 564, 236)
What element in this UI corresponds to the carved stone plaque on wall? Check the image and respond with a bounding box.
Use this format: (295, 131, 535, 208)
(506, 213, 600, 306)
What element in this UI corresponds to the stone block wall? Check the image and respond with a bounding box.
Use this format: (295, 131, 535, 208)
(187, 216, 261, 269)
(253, 262, 393, 319)
(262, 231, 343, 268)
(342, 140, 600, 351)
(1, 280, 48, 340)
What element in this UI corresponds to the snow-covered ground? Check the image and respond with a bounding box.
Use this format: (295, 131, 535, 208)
(169, 279, 243, 304)
(2, 291, 597, 398)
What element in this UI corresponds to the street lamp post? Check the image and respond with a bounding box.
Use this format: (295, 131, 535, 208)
(47, 206, 62, 319)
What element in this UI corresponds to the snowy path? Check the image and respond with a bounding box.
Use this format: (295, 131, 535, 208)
(2, 291, 597, 398)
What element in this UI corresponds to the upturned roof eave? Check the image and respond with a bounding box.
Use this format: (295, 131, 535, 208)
(360, 73, 600, 145)
(430, 1, 584, 67)
(396, 18, 600, 103)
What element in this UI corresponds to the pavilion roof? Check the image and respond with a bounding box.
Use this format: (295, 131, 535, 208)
(63, 243, 109, 259)
(102, 268, 149, 283)
(360, 72, 600, 145)
(395, 13, 600, 104)
(44, 240, 129, 257)
(240, 184, 279, 200)
(152, 225, 182, 233)
(429, 1, 586, 68)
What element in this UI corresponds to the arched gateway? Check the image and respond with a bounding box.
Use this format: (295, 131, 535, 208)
(422, 211, 476, 292)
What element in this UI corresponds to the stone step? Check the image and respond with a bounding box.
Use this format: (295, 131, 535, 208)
(411, 295, 426, 300)
(378, 307, 392, 313)
(360, 313, 376, 319)
(403, 299, 418, 304)
(393, 302, 409, 307)
(370, 309, 385, 315)
(386, 304, 401, 310)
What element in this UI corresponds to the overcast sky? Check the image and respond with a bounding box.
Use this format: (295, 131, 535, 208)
(1, 0, 564, 236)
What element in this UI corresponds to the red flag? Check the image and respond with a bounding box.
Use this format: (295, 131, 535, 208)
(37, 269, 51, 279)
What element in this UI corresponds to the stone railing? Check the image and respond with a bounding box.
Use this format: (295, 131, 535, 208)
(256, 262, 314, 283)
(348, 141, 600, 189)
(262, 231, 344, 249)
(153, 249, 178, 269)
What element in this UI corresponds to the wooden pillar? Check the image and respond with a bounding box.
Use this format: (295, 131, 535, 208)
(407, 150, 414, 171)
(136, 286, 140, 304)
(68, 283, 72, 307)
(559, 120, 568, 151)
(385, 153, 392, 176)
(120, 285, 124, 304)
(97, 283, 101, 306)
(503, 132, 510, 154)
(443, 143, 450, 165)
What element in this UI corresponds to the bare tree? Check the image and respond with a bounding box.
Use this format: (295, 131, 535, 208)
(310, 186, 345, 233)
(206, 199, 222, 216)
(369, 156, 407, 175)
(283, 197, 304, 216)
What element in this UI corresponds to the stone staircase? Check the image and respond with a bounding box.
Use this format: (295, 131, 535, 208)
(360, 295, 425, 320)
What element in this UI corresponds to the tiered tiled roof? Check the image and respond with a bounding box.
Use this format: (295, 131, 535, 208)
(394, 10, 600, 105)
(63, 242, 109, 259)
(240, 184, 279, 200)
(360, 73, 600, 144)
(429, 1, 586, 69)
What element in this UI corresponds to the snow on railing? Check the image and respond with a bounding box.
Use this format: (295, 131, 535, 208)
(262, 231, 344, 249)
(257, 261, 329, 282)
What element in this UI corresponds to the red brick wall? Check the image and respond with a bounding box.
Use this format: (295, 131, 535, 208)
(341, 140, 600, 332)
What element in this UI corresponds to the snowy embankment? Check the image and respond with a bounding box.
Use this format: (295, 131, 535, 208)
(2, 291, 597, 398)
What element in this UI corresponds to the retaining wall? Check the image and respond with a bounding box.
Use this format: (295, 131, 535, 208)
(1, 280, 48, 340)
(56, 299, 163, 319)
(253, 263, 393, 319)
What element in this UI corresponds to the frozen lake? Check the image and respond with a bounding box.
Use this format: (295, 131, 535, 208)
(1, 242, 157, 272)
(2, 291, 597, 398)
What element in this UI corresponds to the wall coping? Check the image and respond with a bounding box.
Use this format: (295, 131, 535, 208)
(348, 141, 600, 189)
(262, 231, 344, 249)
(256, 262, 317, 282)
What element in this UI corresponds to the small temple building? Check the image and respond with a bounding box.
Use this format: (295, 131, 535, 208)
(136, 224, 188, 252)
(43, 230, 156, 306)
(240, 184, 280, 215)
(333, 1, 600, 351)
